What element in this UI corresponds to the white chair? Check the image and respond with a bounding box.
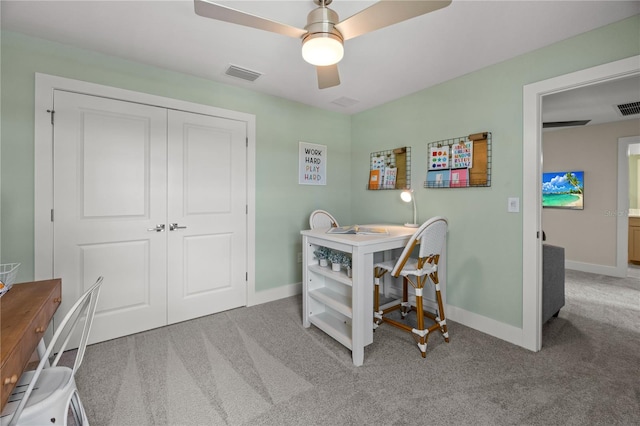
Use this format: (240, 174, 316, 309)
(1, 277, 104, 426)
(373, 217, 449, 358)
(309, 210, 339, 229)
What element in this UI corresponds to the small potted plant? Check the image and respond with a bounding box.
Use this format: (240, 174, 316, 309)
(341, 254, 352, 278)
(328, 250, 344, 272)
(314, 246, 330, 267)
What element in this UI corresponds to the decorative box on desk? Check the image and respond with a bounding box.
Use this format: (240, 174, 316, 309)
(300, 225, 415, 366)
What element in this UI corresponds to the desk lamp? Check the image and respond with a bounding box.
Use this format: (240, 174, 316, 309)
(401, 189, 419, 227)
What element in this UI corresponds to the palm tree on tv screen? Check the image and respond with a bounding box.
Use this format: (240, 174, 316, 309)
(565, 172, 583, 194)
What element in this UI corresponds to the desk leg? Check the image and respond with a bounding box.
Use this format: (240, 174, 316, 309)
(351, 250, 374, 367)
(302, 235, 311, 328)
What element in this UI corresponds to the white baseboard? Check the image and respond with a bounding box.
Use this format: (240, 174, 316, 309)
(248, 283, 527, 350)
(565, 260, 625, 278)
(248, 282, 302, 306)
(446, 304, 524, 348)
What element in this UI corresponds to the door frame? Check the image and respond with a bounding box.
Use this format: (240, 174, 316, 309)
(618, 136, 640, 275)
(522, 55, 640, 351)
(34, 73, 257, 304)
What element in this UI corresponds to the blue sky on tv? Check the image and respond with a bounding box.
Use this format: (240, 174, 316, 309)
(542, 171, 584, 194)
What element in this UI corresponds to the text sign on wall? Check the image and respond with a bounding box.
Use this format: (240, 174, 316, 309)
(299, 142, 326, 185)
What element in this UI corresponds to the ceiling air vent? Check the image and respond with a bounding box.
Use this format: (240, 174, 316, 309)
(225, 65, 262, 82)
(542, 120, 591, 129)
(331, 97, 359, 108)
(616, 101, 640, 117)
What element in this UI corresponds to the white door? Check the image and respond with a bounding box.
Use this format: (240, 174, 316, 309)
(166, 110, 247, 323)
(52, 91, 248, 343)
(53, 91, 168, 343)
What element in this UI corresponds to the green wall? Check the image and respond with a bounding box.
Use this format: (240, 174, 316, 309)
(1, 15, 639, 330)
(350, 15, 640, 327)
(0, 31, 352, 291)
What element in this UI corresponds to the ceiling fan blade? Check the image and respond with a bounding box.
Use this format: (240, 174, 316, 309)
(317, 65, 340, 89)
(335, 0, 452, 41)
(194, 0, 307, 39)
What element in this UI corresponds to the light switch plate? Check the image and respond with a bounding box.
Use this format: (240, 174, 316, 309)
(508, 197, 520, 213)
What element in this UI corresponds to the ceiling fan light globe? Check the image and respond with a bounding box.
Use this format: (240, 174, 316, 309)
(302, 35, 344, 66)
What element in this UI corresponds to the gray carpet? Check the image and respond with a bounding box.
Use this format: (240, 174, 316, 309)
(74, 269, 640, 425)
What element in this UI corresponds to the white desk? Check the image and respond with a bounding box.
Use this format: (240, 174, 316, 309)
(301, 225, 415, 366)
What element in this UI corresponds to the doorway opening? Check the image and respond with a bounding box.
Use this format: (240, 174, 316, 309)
(522, 55, 640, 352)
(623, 138, 640, 276)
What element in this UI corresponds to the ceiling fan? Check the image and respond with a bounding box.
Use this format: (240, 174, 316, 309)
(194, 0, 452, 89)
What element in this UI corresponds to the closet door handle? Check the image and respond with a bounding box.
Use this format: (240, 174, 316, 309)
(147, 224, 165, 232)
(169, 223, 187, 231)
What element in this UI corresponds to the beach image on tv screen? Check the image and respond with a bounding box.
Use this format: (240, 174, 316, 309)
(542, 171, 584, 209)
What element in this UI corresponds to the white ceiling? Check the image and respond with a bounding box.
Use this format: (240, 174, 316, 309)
(542, 74, 640, 129)
(2, 0, 639, 116)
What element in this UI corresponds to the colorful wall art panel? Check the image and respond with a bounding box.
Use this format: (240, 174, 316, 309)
(452, 141, 473, 169)
(429, 146, 450, 170)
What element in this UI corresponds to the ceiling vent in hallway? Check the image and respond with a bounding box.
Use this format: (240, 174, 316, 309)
(225, 65, 262, 82)
(542, 120, 591, 129)
(616, 101, 640, 117)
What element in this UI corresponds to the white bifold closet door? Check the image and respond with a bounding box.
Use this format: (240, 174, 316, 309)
(52, 91, 247, 344)
(166, 110, 247, 324)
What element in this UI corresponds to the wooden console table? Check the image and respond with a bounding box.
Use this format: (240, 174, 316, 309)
(0, 279, 62, 411)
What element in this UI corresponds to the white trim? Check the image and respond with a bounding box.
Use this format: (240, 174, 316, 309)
(34, 73, 257, 305)
(249, 282, 302, 306)
(34, 77, 55, 280)
(617, 136, 640, 278)
(522, 56, 640, 352)
(245, 109, 258, 306)
(566, 261, 624, 277)
(522, 80, 543, 352)
(446, 304, 523, 347)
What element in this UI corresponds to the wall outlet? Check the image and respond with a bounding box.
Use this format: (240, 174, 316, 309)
(297, 252, 302, 263)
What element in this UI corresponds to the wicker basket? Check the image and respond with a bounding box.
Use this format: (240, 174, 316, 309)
(0, 263, 20, 296)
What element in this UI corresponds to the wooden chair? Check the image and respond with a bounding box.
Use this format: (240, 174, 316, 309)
(1, 277, 104, 426)
(373, 217, 449, 357)
(309, 210, 339, 229)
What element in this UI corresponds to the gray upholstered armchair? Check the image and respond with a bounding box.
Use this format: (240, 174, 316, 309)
(542, 244, 565, 323)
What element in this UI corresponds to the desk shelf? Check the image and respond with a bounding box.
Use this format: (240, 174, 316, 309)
(309, 286, 352, 318)
(309, 312, 352, 350)
(308, 264, 352, 286)
(304, 242, 354, 353)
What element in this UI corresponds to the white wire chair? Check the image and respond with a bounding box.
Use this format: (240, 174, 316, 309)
(1, 276, 104, 426)
(309, 210, 339, 229)
(373, 217, 449, 358)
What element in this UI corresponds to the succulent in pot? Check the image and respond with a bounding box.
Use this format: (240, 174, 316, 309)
(314, 246, 331, 266)
(328, 250, 344, 272)
(341, 255, 352, 277)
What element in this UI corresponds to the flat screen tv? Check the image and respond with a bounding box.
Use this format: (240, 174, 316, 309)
(542, 170, 584, 209)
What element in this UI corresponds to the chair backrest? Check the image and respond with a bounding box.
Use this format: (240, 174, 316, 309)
(8, 276, 104, 425)
(309, 210, 339, 229)
(391, 217, 448, 276)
